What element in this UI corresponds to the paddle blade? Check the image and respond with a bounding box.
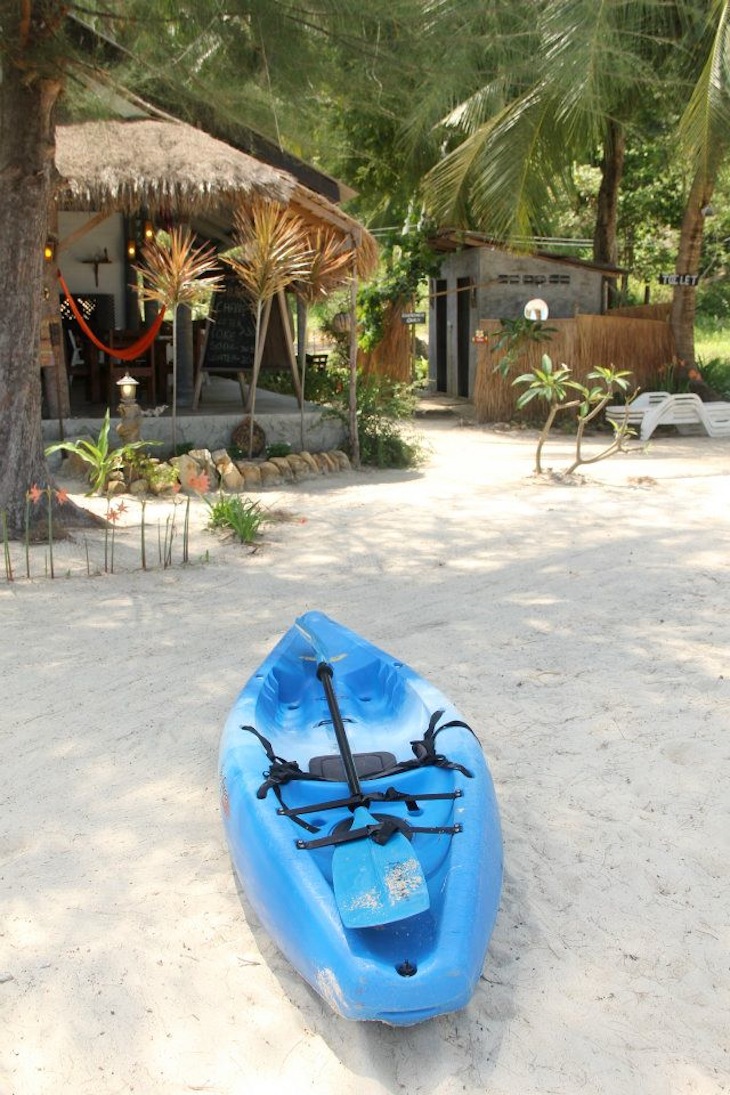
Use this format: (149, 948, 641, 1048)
(332, 807, 430, 929)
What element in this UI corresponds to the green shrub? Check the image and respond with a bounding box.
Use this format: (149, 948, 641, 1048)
(266, 442, 292, 459)
(697, 355, 730, 399)
(45, 409, 157, 494)
(125, 451, 180, 492)
(205, 495, 264, 543)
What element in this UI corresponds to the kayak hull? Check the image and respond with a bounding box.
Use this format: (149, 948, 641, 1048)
(219, 611, 502, 1025)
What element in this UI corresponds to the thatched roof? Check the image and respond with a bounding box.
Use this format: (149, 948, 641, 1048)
(55, 118, 295, 214)
(54, 118, 378, 275)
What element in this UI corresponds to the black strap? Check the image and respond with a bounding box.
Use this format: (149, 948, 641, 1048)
(277, 787, 462, 819)
(239, 710, 477, 835)
(296, 820, 463, 851)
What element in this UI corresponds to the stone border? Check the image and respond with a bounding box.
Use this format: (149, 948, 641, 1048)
(169, 447, 352, 494)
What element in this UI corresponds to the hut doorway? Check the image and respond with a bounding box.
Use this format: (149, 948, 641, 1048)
(435, 279, 447, 391)
(456, 277, 472, 397)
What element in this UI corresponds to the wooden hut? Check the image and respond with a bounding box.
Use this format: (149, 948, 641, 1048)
(47, 117, 377, 416)
(427, 231, 676, 419)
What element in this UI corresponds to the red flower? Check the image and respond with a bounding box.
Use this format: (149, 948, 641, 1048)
(55, 488, 69, 505)
(28, 484, 43, 504)
(107, 502, 126, 523)
(187, 471, 210, 493)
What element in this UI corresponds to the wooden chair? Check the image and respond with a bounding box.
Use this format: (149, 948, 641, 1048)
(63, 328, 93, 402)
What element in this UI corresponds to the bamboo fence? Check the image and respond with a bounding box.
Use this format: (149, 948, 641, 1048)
(358, 299, 414, 383)
(474, 313, 676, 422)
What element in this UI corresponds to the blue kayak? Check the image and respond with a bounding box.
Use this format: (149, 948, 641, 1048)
(218, 611, 502, 1025)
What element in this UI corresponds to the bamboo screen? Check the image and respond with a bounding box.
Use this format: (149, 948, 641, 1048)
(474, 314, 676, 422)
(358, 299, 415, 383)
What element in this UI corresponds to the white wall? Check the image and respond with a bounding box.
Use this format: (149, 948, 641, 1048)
(57, 212, 128, 329)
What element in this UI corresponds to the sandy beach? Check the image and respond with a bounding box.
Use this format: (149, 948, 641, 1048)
(1, 416, 729, 1095)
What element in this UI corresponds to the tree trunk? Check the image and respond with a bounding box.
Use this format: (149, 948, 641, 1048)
(670, 168, 714, 366)
(0, 40, 63, 535)
(593, 120, 625, 308)
(348, 263, 360, 467)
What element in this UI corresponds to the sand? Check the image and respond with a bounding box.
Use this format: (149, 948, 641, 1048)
(1, 418, 729, 1095)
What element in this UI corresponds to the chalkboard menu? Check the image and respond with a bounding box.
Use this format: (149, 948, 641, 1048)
(201, 277, 257, 372)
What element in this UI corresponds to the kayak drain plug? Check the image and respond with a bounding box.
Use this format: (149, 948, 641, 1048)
(396, 960, 417, 978)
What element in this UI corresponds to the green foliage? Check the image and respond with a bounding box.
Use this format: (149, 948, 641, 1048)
(513, 354, 582, 409)
(44, 410, 156, 495)
(266, 442, 292, 459)
(492, 318, 557, 378)
(343, 372, 425, 469)
(513, 356, 633, 474)
(357, 226, 441, 354)
(125, 451, 180, 492)
(696, 356, 730, 399)
(205, 495, 264, 544)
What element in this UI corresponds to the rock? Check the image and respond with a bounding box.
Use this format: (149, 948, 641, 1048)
(59, 452, 90, 481)
(269, 456, 294, 481)
(128, 479, 148, 496)
(298, 451, 321, 475)
(285, 454, 311, 479)
(313, 452, 332, 473)
(259, 461, 282, 487)
(211, 449, 231, 468)
(220, 462, 245, 492)
(106, 479, 126, 496)
(331, 450, 351, 471)
(188, 448, 217, 480)
(171, 452, 219, 492)
(238, 464, 262, 491)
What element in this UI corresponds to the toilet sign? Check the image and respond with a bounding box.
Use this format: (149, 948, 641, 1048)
(659, 273, 700, 286)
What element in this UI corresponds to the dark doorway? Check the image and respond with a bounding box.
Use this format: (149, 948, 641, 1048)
(435, 279, 447, 391)
(456, 277, 472, 397)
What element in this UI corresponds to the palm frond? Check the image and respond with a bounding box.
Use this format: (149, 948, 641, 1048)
(136, 226, 224, 308)
(295, 229, 354, 304)
(226, 199, 313, 304)
(425, 86, 570, 239)
(678, 0, 730, 179)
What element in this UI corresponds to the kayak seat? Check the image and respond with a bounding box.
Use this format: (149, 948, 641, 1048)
(308, 751, 397, 781)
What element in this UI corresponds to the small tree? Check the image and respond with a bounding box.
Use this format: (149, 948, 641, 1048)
(514, 355, 634, 475)
(225, 200, 313, 456)
(136, 227, 223, 453)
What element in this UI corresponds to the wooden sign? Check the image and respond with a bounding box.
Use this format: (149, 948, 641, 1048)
(201, 277, 257, 372)
(659, 273, 700, 287)
(401, 311, 426, 325)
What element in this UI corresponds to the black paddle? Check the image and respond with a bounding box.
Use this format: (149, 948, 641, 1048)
(295, 616, 430, 929)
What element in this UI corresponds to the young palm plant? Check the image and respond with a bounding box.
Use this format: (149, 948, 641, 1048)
(136, 227, 224, 452)
(293, 228, 355, 449)
(225, 199, 313, 456)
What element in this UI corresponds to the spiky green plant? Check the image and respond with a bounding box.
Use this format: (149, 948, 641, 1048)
(136, 227, 224, 452)
(45, 411, 152, 495)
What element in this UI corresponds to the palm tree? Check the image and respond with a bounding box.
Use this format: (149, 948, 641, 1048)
(225, 199, 313, 456)
(422, 0, 681, 261)
(136, 227, 224, 452)
(671, 0, 730, 363)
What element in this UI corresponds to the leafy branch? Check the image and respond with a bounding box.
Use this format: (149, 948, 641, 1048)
(513, 356, 636, 475)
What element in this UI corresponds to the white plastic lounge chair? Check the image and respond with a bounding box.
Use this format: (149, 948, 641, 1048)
(605, 392, 671, 437)
(607, 391, 730, 441)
